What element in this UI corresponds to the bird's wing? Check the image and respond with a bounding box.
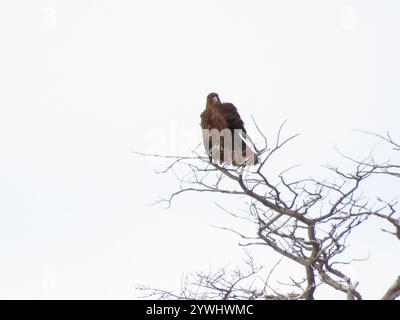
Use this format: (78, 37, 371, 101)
(220, 102, 256, 146)
(219, 103, 246, 131)
(220, 103, 259, 152)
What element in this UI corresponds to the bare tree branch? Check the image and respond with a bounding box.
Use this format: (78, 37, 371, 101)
(135, 125, 399, 300)
(382, 276, 400, 300)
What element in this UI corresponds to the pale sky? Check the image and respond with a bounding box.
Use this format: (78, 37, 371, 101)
(0, 0, 399, 299)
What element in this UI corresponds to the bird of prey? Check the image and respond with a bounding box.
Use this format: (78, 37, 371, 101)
(200, 92, 259, 166)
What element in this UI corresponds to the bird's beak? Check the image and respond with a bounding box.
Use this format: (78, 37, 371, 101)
(212, 96, 219, 102)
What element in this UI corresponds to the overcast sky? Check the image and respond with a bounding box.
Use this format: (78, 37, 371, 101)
(0, 0, 399, 299)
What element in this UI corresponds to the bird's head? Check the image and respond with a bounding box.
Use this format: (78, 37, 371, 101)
(207, 92, 221, 104)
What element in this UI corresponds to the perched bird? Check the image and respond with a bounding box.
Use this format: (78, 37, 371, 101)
(200, 92, 259, 166)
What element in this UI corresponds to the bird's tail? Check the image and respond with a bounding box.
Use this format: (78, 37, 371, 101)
(232, 130, 259, 166)
(202, 128, 259, 166)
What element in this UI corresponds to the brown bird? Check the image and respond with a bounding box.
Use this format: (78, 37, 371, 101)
(200, 92, 259, 166)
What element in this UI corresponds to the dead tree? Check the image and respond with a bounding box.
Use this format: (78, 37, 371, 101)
(135, 124, 400, 300)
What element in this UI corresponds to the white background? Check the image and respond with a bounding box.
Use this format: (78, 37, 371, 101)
(0, 0, 399, 299)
